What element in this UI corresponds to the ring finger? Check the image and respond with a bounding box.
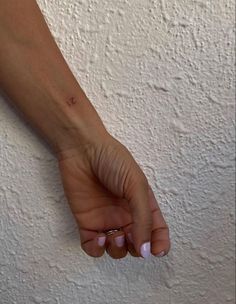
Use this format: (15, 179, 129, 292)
(105, 230, 128, 259)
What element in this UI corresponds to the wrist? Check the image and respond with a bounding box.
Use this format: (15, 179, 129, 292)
(55, 117, 109, 160)
(50, 89, 109, 158)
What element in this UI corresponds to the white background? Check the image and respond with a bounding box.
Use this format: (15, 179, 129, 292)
(0, 1, 235, 303)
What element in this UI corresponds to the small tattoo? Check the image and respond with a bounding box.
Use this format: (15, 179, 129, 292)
(66, 97, 77, 106)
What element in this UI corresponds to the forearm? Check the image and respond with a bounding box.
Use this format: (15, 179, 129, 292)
(0, 0, 107, 154)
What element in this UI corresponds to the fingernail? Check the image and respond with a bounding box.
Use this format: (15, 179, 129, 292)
(115, 235, 125, 247)
(140, 242, 151, 258)
(97, 236, 106, 247)
(127, 233, 133, 243)
(156, 251, 165, 257)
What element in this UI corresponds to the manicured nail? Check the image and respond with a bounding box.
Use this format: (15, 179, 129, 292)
(97, 236, 106, 247)
(115, 235, 125, 247)
(140, 242, 151, 258)
(127, 233, 133, 243)
(156, 251, 165, 257)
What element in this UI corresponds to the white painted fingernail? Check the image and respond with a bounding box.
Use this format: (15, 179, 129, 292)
(127, 233, 133, 243)
(115, 235, 125, 247)
(156, 251, 165, 257)
(140, 242, 151, 258)
(97, 236, 106, 247)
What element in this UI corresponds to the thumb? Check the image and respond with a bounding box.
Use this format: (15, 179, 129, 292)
(125, 172, 153, 258)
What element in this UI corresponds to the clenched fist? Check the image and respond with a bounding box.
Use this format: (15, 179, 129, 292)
(57, 133, 170, 259)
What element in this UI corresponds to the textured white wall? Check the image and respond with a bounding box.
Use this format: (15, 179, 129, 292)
(0, 0, 235, 303)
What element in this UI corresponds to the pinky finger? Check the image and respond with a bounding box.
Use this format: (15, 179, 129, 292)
(80, 229, 107, 258)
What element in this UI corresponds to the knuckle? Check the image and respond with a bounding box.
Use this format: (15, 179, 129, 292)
(109, 252, 128, 259)
(81, 244, 104, 258)
(86, 250, 104, 258)
(106, 246, 128, 259)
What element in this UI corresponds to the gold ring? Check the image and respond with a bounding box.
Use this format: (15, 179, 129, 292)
(103, 228, 122, 236)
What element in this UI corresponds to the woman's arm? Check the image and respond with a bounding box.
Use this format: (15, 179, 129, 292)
(0, 0, 170, 259)
(0, 0, 107, 153)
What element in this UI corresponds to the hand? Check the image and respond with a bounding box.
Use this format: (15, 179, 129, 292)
(57, 132, 170, 259)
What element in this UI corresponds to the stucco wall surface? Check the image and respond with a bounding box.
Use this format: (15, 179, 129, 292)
(0, 0, 235, 303)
